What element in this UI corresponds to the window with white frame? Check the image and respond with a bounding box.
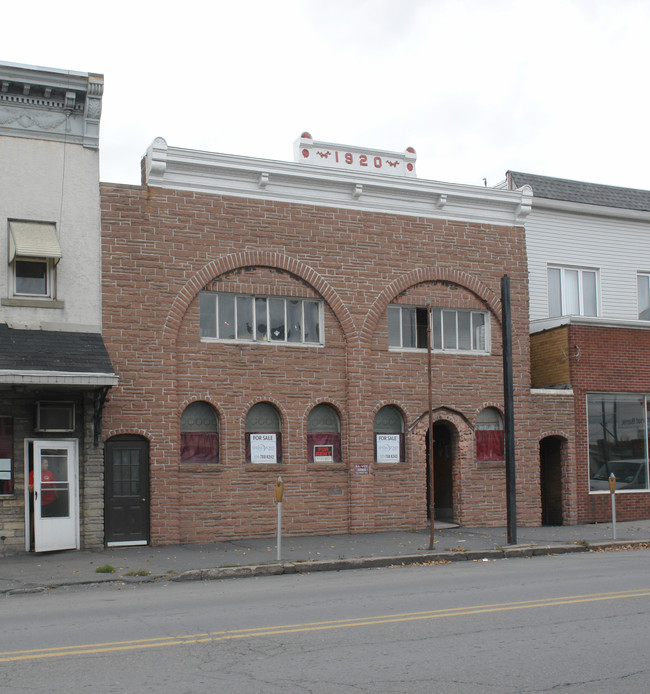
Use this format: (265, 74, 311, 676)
(200, 292, 322, 345)
(388, 305, 488, 352)
(547, 266, 598, 318)
(637, 273, 650, 320)
(8, 221, 61, 299)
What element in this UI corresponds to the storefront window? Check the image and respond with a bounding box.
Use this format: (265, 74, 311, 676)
(587, 393, 649, 492)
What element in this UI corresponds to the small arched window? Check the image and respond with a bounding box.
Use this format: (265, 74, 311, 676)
(373, 405, 405, 463)
(245, 403, 282, 463)
(181, 402, 219, 464)
(476, 407, 504, 461)
(307, 404, 342, 463)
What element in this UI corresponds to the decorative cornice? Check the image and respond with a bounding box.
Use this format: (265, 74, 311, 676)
(144, 138, 531, 227)
(0, 61, 103, 149)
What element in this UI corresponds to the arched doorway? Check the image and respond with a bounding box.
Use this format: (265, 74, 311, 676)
(540, 436, 564, 526)
(426, 421, 455, 522)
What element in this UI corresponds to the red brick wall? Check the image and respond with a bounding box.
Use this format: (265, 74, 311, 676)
(100, 184, 557, 545)
(569, 324, 650, 522)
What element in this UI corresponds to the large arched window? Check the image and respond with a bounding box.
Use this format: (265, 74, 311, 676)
(373, 405, 405, 463)
(181, 402, 219, 464)
(476, 407, 504, 461)
(307, 404, 342, 463)
(246, 403, 282, 463)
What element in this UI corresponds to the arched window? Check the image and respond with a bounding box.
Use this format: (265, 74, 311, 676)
(373, 405, 405, 463)
(476, 407, 504, 461)
(307, 404, 342, 463)
(181, 402, 219, 464)
(245, 403, 282, 463)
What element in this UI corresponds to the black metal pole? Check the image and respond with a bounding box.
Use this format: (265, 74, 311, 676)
(427, 303, 435, 550)
(501, 275, 517, 545)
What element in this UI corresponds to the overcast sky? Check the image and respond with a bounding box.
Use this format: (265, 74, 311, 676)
(4, 0, 650, 189)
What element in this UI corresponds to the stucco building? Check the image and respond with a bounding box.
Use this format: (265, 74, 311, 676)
(0, 62, 116, 553)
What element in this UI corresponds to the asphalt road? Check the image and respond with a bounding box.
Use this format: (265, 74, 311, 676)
(2, 549, 650, 693)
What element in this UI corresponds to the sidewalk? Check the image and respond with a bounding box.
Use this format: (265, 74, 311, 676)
(2, 520, 649, 594)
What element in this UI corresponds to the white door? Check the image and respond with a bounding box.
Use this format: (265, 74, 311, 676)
(31, 441, 79, 552)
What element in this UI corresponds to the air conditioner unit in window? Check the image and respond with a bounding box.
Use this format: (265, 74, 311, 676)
(35, 401, 75, 433)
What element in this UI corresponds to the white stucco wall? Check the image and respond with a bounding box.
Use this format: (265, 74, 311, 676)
(0, 136, 102, 331)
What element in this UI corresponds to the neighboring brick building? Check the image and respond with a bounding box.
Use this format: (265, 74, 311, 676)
(100, 135, 569, 547)
(0, 62, 116, 553)
(506, 171, 650, 524)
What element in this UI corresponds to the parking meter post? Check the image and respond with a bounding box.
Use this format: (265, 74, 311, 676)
(608, 473, 616, 540)
(275, 477, 284, 561)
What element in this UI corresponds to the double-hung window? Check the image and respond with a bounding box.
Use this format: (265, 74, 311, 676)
(637, 273, 650, 320)
(8, 221, 61, 300)
(547, 266, 598, 318)
(388, 305, 488, 352)
(200, 292, 322, 345)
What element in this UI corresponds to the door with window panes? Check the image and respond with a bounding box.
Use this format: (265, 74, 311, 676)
(105, 436, 149, 546)
(30, 441, 78, 552)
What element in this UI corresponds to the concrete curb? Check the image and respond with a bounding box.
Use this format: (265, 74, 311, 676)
(4, 539, 648, 594)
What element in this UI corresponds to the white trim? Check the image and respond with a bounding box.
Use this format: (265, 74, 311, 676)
(0, 369, 118, 385)
(144, 138, 532, 227)
(106, 540, 148, 547)
(530, 388, 574, 396)
(530, 315, 650, 334)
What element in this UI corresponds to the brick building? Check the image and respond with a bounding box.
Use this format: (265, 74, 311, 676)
(506, 171, 650, 524)
(100, 135, 570, 547)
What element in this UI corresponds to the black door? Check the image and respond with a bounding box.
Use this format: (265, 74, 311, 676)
(540, 436, 563, 526)
(105, 436, 149, 545)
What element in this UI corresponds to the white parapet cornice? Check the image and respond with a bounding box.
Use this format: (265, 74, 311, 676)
(0, 61, 104, 149)
(144, 137, 533, 227)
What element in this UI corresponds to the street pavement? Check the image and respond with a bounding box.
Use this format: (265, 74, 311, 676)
(2, 519, 649, 594)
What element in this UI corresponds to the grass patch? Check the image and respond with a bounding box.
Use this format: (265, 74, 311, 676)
(124, 569, 150, 577)
(95, 564, 115, 574)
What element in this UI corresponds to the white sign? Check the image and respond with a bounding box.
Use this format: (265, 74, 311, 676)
(0, 458, 10, 480)
(294, 133, 417, 177)
(376, 434, 401, 463)
(250, 434, 277, 463)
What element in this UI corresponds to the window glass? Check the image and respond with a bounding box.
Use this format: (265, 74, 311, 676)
(287, 300, 302, 342)
(255, 297, 268, 341)
(587, 393, 648, 492)
(476, 408, 504, 461)
(390, 305, 487, 352)
(236, 296, 254, 339)
(303, 301, 320, 343)
(200, 292, 217, 338)
(269, 298, 286, 341)
(246, 403, 282, 463)
(582, 271, 597, 316)
(638, 275, 650, 320)
(218, 293, 235, 340)
(15, 259, 48, 295)
(547, 267, 562, 317)
(442, 310, 457, 349)
(458, 311, 472, 350)
(374, 406, 405, 463)
(401, 307, 416, 348)
(388, 305, 401, 347)
(548, 266, 599, 318)
(307, 404, 341, 463)
(181, 402, 219, 464)
(565, 269, 580, 315)
(472, 313, 486, 350)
